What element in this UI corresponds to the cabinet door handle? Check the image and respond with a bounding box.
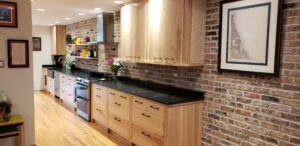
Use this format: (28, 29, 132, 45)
(119, 95, 127, 99)
(114, 117, 121, 122)
(150, 105, 160, 110)
(96, 109, 101, 112)
(96, 88, 102, 90)
(134, 100, 143, 104)
(109, 92, 116, 95)
(114, 102, 121, 106)
(165, 58, 175, 64)
(96, 95, 101, 98)
(153, 57, 162, 63)
(141, 131, 151, 137)
(141, 113, 151, 118)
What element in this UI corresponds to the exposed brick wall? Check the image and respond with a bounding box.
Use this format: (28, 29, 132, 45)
(121, 0, 300, 146)
(66, 18, 98, 41)
(66, 17, 119, 72)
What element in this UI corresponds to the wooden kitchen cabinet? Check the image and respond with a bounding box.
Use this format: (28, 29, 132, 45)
(59, 74, 76, 109)
(120, 0, 206, 66)
(47, 77, 55, 96)
(52, 25, 67, 55)
(91, 84, 108, 126)
(90, 83, 203, 146)
(120, 0, 148, 62)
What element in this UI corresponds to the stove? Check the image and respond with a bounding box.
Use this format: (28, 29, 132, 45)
(75, 71, 109, 121)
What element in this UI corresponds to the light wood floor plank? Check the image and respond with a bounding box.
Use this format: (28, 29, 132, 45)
(34, 91, 128, 146)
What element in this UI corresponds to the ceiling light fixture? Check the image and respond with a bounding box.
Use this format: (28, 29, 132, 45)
(78, 13, 85, 16)
(55, 21, 60, 24)
(48, 24, 54, 26)
(65, 18, 71, 21)
(37, 8, 45, 12)
(114, 0, 123, 4)
(94, 8, 102, 11)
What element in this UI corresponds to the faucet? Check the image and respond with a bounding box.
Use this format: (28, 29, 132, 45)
(58, 57, 64, 63)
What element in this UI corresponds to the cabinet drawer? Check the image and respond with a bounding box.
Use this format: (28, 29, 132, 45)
(132, 106, 164, 136)
(108, 89, 131, 105)
(108, 96, 130, 120)
(92, 103, 107, 126)
(132, 125, 164, 146)
(133, 96, 165, 117)
(92, 84, 107, 96)
(108, 114, 131, 140)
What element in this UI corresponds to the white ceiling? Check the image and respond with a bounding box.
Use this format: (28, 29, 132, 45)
(31, 0, 120, 26)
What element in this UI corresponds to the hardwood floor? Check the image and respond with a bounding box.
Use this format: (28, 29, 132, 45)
(34, 91, 129, 146)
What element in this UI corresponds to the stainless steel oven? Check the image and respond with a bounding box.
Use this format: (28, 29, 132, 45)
(75, 78, 91, 121)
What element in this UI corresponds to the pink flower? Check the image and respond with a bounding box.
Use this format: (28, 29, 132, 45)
(105, 58, 114, 65)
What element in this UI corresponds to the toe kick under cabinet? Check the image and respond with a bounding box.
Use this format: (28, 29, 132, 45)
(91, 83, 203, 146)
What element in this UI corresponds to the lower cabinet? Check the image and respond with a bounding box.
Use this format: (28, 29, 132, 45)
(91, 83, 203, 146)
(47, 77, 55, 95)
(59, 74, 76, 109)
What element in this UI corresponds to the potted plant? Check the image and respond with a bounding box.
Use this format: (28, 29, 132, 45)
(64, 59, 75, 71)
(0, 91, 12, 122)
(105, 58, 125, 81)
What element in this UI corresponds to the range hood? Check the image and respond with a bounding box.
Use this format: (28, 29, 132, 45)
(97, 12, 114, 43)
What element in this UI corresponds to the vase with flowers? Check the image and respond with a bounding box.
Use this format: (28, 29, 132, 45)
(105, 58, 125, 81)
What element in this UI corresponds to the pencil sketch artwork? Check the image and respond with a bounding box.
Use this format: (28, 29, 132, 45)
(228, 14, 251, 61)
(227, 6, 269, 65)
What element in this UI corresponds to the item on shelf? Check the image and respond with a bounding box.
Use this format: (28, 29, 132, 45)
(75, 38, 81, 45)
(93, 49, 97, 57)
(80, 38, 85, 44)
(82, 49, 87, 57)
(66, 35, 72, 44)
(0, 91, 12, 122)
(85, 37, 91, 43)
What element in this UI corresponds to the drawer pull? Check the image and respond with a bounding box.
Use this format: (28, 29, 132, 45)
(96, 95, 101, 98)
(134, 100, 143, 104)
(141, 131, 151, 137)
(114, 102, 121, 106)
(141, 113, 151, 118)
(96, 109, 101, 112)
(120, 95, 127, 99)
(114, 117, 121, 122)
(96, 88, 102, 90)
(150, 105, 160, 110)
(109, 92, 116, 95)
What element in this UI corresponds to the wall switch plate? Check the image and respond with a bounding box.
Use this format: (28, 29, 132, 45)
(0, 60, 4, 68)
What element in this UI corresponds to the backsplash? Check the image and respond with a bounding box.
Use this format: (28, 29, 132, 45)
(121, 0, 300, 146)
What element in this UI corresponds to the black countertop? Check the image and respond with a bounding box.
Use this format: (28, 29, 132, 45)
(45, 66, 205, 105)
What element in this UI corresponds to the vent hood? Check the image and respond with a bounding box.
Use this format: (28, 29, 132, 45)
(97, 12, 114, 43)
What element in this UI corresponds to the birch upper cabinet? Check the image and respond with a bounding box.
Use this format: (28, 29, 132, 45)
(120, 0, 207, 66)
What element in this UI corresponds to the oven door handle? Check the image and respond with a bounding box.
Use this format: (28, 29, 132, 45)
(76, 96, 88, 101)
(74, 87, 77, 102)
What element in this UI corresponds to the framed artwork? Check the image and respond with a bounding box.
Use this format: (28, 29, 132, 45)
(0, 60, 4, 68)
(218, 0, 283, 76)
(33, 37, 42, 51)
(0, 1, 17, 28)
(7, 39, 29, 68)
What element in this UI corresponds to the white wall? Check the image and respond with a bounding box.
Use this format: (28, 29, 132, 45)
(33, 26, 53, 90)
(0, 0, 35, 145)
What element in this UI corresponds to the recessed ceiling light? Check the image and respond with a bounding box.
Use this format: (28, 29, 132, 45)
(65, 18, 71, 21)
(115, 0, 123, 4)
(55, 21, 60, 24)
(48, 24, 54, 26)
(31, 0, 34, 2)
(78, 13, 85, 16)
(37, 8, 45, 12)
(94, 8, 102, 11)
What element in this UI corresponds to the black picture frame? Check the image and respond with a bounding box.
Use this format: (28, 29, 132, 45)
(0, 1, 18, 28)
(7, 39, 29, 68)
(218, 0, 283, 77)
(33, 37, 42, 51)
